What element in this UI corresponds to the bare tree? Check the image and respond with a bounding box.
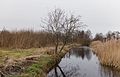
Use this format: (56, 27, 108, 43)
(42, 8, 84, 54)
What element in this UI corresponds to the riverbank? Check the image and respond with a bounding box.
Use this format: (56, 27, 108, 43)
(0, 44, 80, 77)
(90, 40, 120, 70)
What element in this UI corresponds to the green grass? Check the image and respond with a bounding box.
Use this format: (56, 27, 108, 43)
(0, 48, 36, 65)
(8, 55, 58, 77)
(25, 55, 53, 77)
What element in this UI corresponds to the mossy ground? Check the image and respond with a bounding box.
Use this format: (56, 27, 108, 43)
(5, 51, 66, 77)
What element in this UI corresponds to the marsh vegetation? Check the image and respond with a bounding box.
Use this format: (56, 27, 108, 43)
(0, 8, 120, 77)
(0, 9, 92, 77)
(91, 39, 120, 69)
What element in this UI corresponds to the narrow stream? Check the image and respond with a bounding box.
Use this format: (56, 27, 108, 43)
(47, 46, 120, 77)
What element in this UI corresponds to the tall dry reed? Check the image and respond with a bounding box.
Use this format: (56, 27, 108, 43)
(0, 30, 54, 49)
(0, 29, 91, 49)
(91, 39, 120, 69)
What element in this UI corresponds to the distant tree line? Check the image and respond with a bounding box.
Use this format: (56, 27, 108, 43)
(0, 29, 92, 49)
(71, 30, 92, 46)
(93, 31, 120, 42)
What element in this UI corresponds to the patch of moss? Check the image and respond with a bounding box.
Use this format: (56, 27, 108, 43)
(25, 55, 54, 77)
(26, 64, 43, 75)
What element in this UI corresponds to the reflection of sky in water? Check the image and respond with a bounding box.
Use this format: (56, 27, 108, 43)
(47, 47, 120, 77)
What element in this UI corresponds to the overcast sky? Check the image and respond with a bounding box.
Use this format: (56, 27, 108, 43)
(0, 0, 120, 35)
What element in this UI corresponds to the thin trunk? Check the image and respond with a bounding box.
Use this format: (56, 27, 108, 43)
(59, 36, 68, 53)
(59, 42, 66, 53)
(55, 34, 59, 54)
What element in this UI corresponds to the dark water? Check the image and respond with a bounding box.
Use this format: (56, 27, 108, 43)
(47, 47, 120, 77)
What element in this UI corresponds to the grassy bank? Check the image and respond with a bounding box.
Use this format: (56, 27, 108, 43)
(91, 39, 120, 70)
(0, 44, 80, 77)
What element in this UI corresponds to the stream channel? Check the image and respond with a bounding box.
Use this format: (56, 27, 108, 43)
(47, 46, 120, 77)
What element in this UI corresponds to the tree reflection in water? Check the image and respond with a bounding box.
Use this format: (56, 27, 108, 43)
(66, 47, 92, 60)
(48, 65, 82, 77)
(48, 65, 66, 77)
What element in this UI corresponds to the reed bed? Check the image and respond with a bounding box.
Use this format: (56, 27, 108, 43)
(91, 39, 120, 69)
(0, 29, 91, 49)
(0, 30, 55, 49)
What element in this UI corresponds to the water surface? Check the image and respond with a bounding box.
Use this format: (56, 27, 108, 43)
(47, 47, 120, 77)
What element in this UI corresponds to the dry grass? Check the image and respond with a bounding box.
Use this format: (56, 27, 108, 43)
(0, 29, 91, 49)
(0, 46, 56, 77)
(0, 46, 55, 65)
(0, 44, 78, 66)
(0, 30, 55, 49)
(91, 39, 120, 69)
(0, 44, 78, 77)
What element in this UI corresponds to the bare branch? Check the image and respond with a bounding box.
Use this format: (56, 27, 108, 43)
(42, 8, 85, 54)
